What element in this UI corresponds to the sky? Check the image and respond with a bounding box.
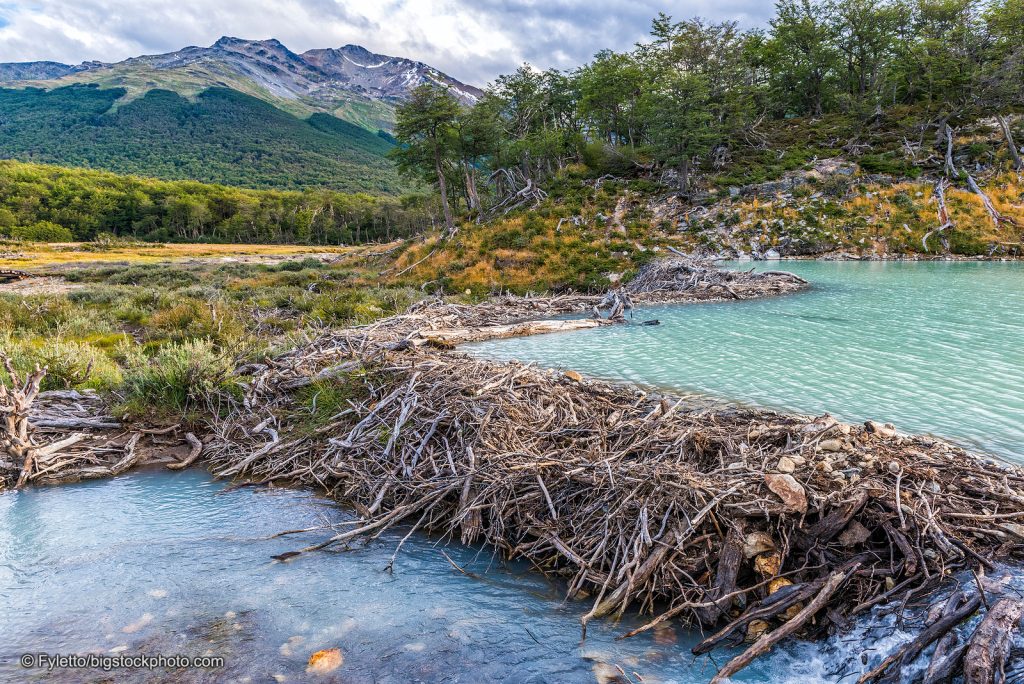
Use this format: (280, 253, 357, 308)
(0, 1, 773, 86)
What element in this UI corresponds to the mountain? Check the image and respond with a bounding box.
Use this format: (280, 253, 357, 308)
(0, 38, 483, 193)
(0, 37, 482, 131)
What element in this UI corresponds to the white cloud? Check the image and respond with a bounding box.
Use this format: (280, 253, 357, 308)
(0, 0, 773, 85)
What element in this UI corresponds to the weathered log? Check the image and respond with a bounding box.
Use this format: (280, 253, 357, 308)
(30, 416, 122, 430)
(694, 525, 745, 626)
(166, 433, 203, 470)
(963, 598, 1024, 684)
(966, 174, 1012, 228)
(693, 577, 827, 654)
(0, 269, 32, 283)
(859, 592, 983, 683)
(996, 114, 1022, 171)
(923, 179, 954, 252)
(0, 354, 47, 488)
(922, 590, 969, 684)
(413, 318, 612, 346)
(710, 564, 858, 683)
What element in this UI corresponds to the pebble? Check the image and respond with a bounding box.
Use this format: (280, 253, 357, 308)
(306, 648, 343, 674)
(776, 456, 796, 474)
(818, 439, 845, 452)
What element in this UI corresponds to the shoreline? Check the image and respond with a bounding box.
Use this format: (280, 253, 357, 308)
(4, 257, 1024, 682)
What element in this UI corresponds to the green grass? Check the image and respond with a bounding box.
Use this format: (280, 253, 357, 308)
(0, 258, 424, 415)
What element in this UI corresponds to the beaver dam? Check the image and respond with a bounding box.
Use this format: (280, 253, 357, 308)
(3, 258, 1024, 682)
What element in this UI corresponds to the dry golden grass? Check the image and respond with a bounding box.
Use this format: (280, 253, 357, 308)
(0, 242, 373, 270)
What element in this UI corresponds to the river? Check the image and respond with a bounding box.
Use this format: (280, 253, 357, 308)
(2, 261, 1022, 682)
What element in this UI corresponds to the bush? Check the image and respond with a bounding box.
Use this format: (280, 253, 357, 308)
(148, 298, 245, 346)
(10, 221, 74, 242)
(121, 339, 237, 418)
(0, 336, 123, 391)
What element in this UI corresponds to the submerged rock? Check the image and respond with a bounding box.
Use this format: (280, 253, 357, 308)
(307, 647, 343, 674)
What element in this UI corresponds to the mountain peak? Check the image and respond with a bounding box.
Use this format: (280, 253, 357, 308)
(0, 37, 483, 124)
(213, 36, 286, 50)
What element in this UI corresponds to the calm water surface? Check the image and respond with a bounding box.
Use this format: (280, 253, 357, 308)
(471, 261, 1024, 461)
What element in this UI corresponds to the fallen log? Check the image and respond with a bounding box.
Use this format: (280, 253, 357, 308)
(0, 269, 32, 283)
(963, 598, 1024, 684)
(710, 564, 859, 683)
(166, 433, 203, 470)
(412, 317, 612, 346)
(859, 592, 983, 683)
(996, 114, 1022, 171)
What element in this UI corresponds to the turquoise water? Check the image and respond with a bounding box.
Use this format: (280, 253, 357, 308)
(470, 261, 1024, 462)
(4, 261, 1024, 683)
(2, 472, 1015, 683)
(1, 469, 768, 683)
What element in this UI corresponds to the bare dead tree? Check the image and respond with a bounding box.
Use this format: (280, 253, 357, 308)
(996, 114, 1022, 171)
(0, 354, 46, 488)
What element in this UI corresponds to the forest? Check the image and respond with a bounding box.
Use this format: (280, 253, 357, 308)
(0, 85, 402, 193)
(0, 160, 435, 244)
(392, 0, 1024, 230)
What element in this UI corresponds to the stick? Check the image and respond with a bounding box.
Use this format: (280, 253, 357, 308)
(710, 564, 858, 683)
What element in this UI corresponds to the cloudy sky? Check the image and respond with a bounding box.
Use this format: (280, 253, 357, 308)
(0, 1, 772, 86)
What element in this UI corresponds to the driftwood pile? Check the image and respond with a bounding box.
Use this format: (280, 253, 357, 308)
(0, 358, 205, 488)
(5, 259, 1024, 680)
(625, 255, 808, 302)
(202, 270, 1024, 682)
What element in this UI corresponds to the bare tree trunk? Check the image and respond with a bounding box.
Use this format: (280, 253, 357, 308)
(463, 161, 481, 222)
(0, 355, 46, 489)
(678, 159, 690, 194)
(944, 124, 958, 178)
(434, 145, 454, 235)
(997, 114, 1022, 171)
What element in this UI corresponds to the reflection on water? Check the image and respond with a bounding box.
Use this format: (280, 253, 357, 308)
(470, 261, 1024, 461)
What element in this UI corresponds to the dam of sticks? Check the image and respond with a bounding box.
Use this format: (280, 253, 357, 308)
(4, 259, 1024, 681)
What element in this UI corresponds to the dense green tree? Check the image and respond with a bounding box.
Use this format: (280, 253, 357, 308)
(764, 0, 841, 116)
(391, 86, 462, 234)
(643, 74, 716, 193)
(0, 160, 431, 244)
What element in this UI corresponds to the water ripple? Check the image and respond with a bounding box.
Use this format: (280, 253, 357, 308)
(470, 261, 1024, 461)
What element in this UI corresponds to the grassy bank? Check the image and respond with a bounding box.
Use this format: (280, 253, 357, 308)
(1, 246, 425, 419)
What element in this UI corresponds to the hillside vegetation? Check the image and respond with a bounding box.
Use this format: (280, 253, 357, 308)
(0, 160, 434, 244)
(0, 85, 401, 192)
(380, 0, 1023, 291)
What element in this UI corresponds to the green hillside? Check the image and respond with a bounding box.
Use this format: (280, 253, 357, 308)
(0, 85, 402, 193)
(0, 159, 430, 244)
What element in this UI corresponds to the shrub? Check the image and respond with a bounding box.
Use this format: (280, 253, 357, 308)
(10, 221, 74, 242)
(148, 298, 244, 345)
(0, 336, 123, 391)
(121, 339, 237, 418)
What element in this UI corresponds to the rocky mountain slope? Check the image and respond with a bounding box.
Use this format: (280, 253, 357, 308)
(0, 37, 484, 192)
(0, 37, 482, 131)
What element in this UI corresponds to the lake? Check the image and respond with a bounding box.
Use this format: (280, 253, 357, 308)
(3, 260, 1022, 683)
(471, 261, 1024, 462)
